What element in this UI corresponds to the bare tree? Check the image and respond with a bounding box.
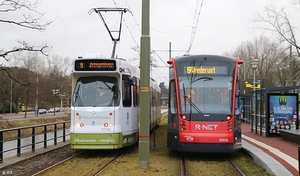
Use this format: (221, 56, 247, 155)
(292, 0, 300, 6)
(130, 46, 158, 68)
(47, 55, 72, 77)
(0, 67, 11, 113)
(229, 36, 296, 91)
(0, 0, 53, 61)
(252, 3, 300, 57)
(40, 55, 72, 110)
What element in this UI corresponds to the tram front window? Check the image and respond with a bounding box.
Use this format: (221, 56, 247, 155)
(73, 76, 119, 107)
(180, 75, 232, 114)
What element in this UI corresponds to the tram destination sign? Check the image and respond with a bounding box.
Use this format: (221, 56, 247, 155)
(184, 66, 227, 75)
(75, 59, 116, 71)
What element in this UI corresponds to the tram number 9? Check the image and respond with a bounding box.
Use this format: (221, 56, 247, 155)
(80, 62, 84, 68)
(101, 128, 110, 132)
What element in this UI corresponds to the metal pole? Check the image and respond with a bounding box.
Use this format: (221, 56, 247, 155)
(288, 45, 292, 86)
(253, 69, 256, 91)
(111, 40, 117, 58)
(251, 59, 258, 132)
(243, 64, 246, 94)
(10, 78, 12, 114)
(253, 67, 256, 133)
(35, 73, 39, 117)
(298, 146, 300, 176)
(169, 42, 171, 60)
(139, 0, 150, 169)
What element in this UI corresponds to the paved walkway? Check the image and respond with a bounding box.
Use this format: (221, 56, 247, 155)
(241, 122, 299, 176)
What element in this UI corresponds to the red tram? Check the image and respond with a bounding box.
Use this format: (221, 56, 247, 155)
(167, 55, 243, 152)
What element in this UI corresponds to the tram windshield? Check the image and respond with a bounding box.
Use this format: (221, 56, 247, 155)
(72, 76, 119, 107)
(180, 75, 232, 114)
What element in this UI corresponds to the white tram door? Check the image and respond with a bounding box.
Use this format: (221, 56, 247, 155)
(119, 75, 139, 135)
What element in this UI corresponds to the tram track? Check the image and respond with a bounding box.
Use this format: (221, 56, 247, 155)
(181, 156, 186, 176)
(181, 153, 247, 176)
(227, 159, 246, 176)
(1, 115, 272, 175)
(32, 151, 85, 176)
(31, 149, 124, 176)
(92, 151, 123, 176)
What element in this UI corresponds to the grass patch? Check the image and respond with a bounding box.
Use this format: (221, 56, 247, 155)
(0, 113, 272, 175)
(0, 115, 70, 140)
(103, 114, 271, 176)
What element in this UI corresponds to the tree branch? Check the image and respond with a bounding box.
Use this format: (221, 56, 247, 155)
(0, 67, 31, 87)
(0, 0, 54, 31)
(0, 41, 50, 61)
(252, 5, 300, 57)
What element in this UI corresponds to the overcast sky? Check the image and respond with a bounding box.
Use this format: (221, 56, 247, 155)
(1, 0, 299, 85)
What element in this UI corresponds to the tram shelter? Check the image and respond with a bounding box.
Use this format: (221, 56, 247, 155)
(249, 86, 300, 137)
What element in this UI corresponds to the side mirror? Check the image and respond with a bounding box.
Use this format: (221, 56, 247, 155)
(128, 77, 134, 85)
(112, 85, 118, 99)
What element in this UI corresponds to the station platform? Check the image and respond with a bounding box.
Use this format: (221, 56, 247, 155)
(241, 122, 298, 176)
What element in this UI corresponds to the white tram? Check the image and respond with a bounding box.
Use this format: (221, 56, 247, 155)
(70, 56, 161, 149)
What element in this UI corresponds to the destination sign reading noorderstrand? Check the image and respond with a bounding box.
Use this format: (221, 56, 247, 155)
(185, 66, 227, 74)
(75, 60, 116, 71)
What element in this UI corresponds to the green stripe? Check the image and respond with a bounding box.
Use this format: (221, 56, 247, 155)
(70, 132, 138, 149)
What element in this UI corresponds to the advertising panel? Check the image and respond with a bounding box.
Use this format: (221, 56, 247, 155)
(268, 93, 298, 134)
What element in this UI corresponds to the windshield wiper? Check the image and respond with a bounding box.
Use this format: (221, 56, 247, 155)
(103, 81, 113, 91)
(184, 95, 202, 114)
(183, 83, 202, 114)
(192, 76, 213, 83)
(74, 85, 83, 106)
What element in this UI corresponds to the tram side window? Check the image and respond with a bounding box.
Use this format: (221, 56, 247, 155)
(133, 77, 140, 107)
(169, 80, 177, 113)
(151, 88, 155, 107)
(122, 75, 132, 107)
(236, 79, 240, 97)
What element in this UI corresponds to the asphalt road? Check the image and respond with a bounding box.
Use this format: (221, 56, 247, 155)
(0, 111, 65, 119)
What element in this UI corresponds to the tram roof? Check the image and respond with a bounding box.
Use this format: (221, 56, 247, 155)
(174, 54, 237, 63)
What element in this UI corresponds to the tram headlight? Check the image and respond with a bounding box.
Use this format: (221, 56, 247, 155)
(76, 123, 84, 127)
(226, 116, 231, 120)
(104, 123, 114, 127)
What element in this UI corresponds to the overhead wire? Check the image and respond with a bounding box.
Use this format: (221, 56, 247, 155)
(171, 0, 186, 52)
(186, 0, 204, 55)
(124, 0, 167, 82)
(151, 25, 192, 34)
(112, 0, 140, 49)
(110, 0, 170, 84)
(148, 0, 172, 83)
(152, 50, 169, 83)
